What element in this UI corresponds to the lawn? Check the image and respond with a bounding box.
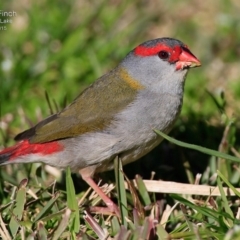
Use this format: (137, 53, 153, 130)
(1, 1, 240, 239)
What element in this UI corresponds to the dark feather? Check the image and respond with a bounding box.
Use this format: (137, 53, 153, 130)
(14, 114, 58, 141)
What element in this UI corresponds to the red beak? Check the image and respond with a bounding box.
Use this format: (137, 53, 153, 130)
(176, 48, 201, 70)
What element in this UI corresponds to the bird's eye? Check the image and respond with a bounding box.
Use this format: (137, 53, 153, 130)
(158, 51, 169, 60)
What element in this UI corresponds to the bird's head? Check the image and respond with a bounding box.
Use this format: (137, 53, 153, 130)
(121, 38, 201, 93)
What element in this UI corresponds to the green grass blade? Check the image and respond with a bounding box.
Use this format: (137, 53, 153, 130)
(9, 179, 27, 238)
(26, 234, 35, 240)
(66, 167, 80, 233)
(66, 167, 77, 210)
(180, 204, 195, 232)
(216, 176, 234, 227)
(34, 192, 60, 222)
(156, 223, 169, 240)
(217, 170, 240, 197)
(52, 208, 71, 240)
(40, 209, 66, 222)
(135, 175, 151, 206)
(155, 130, 240, 163)
(37, 222, 48, 240)
(114, 156, 128, 227)
(171, 194, 234, 221)
(110, 216, 121, 236)
(170, 230, 222, 239)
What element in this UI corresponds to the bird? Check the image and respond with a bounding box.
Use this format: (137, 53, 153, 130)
(0, 37, 201, 216)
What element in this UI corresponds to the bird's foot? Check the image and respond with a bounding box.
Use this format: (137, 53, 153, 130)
(80, 168, 120, 218)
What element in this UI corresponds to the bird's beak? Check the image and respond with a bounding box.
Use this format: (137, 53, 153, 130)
(176, 48, 201, 70)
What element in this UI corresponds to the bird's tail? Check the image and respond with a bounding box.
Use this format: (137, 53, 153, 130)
(0, 140, 64, 165)
(0, 151, 11, 164)
(0, 143, 21, 164)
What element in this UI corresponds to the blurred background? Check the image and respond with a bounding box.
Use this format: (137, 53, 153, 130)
(1, 0, 240, 186)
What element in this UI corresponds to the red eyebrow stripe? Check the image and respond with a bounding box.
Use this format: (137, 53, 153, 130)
(134, 44, 171, 56)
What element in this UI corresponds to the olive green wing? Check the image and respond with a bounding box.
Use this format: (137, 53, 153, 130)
(15, 68, 141, 143)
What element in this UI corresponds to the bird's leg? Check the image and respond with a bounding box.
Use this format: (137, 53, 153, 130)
(79, 166, 120, 217)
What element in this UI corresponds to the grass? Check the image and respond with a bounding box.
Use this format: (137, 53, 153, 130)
(1, 0, 240, 239)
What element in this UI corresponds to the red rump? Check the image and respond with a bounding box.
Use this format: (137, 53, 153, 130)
(1, 140, 63, 161)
